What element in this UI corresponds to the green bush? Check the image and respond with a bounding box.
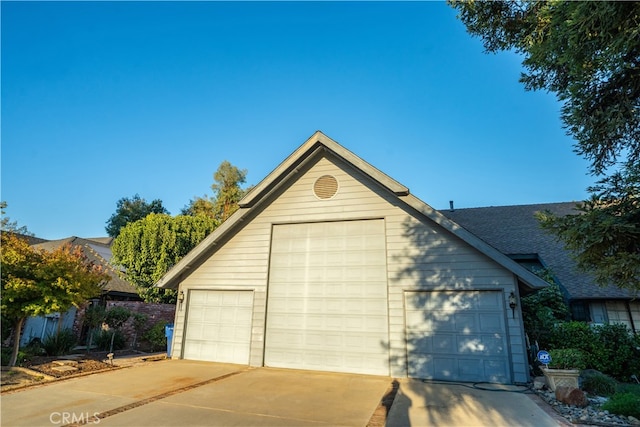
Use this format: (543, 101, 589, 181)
(93, 330, 126, 351)
(548, 348, 587, 370)
(581, 370, 617, 397)
(601, 392, 640, 419)
(543, 321, 640, 380)
(42, 329, 77, 356)
(143, 320, 169, 352)
(1, 347, 29, 366)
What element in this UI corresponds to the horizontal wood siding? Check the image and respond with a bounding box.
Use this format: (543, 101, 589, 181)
(173, 153, 528, 381)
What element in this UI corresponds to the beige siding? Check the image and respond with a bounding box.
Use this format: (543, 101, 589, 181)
(173, 154, 528, 382)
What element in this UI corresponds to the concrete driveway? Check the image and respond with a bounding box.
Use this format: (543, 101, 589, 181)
(0, 360, 389, 427)
(1, 359, 566, 427)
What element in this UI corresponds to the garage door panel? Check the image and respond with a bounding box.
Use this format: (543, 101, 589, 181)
(405, 290, 510, 383)
(266, 220, 389, 376)
(182, 290, 253, 364)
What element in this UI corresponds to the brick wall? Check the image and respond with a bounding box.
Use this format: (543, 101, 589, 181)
(105, 301, 176, 350)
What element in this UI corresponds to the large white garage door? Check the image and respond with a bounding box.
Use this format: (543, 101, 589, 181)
(265, 220, 389, 376)
(405, 290, 510, 383)
(183, 290, 253, 364)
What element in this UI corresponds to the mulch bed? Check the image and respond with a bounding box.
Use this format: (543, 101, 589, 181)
(25, 356, 115, 378)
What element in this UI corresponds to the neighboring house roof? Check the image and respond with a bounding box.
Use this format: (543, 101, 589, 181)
(31, 236, 138, 297)
(441, 203, 634, 300)
(157, 131, 550, 291)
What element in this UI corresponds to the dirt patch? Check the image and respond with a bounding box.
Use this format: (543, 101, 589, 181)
(1, 353, 123, 392)
(1, 366, 50, 390)
(367, 379, 400, 427)
(26, 357, 115, 378)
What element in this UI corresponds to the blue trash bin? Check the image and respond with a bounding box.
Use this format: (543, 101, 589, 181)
(165, 323, 174, 357)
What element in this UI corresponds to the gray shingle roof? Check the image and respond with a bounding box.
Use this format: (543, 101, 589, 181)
(31, 237, 138, 297)
(441, 202, 634, 300)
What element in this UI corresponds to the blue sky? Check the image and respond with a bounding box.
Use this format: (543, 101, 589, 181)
(2, 1, 593, 240)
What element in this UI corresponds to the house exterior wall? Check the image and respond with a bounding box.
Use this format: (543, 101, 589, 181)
(172, 154, 528, 382)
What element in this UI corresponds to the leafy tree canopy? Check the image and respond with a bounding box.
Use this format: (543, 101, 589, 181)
(451, 0, 640, 175)
(111, 213, 218, 303)
(105, 194, 169, 237)
(538, 165, 640, 291)
(1, 233, 110, 366)
(451, 0, 640, 292)
(182, 161, 252, 222)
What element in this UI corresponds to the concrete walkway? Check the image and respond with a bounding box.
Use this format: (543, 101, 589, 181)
(386, 378, 570, 427)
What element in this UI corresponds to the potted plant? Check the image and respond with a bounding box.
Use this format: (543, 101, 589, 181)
(541, 348, 587, 391)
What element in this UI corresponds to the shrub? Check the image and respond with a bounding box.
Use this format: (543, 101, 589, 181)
(544, 321, 640, 380)
(548, 348, 587, 370)
(601, 392, 640, 419)
(93, 330, 125, 351)
(581, 370, 617, 397)
(42, 329, 77, 356)
(143, 320, 169, 352)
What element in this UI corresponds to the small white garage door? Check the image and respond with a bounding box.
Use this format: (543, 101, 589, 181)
(405, 290, 510, 383)
(183, 290, 253, 364)
(265, 220, 389, 376)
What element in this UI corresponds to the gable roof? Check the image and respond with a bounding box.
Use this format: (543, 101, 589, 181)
(32, 237, 138, 297)
(441, 203, 635, 300)
(157, 131, 550, 291)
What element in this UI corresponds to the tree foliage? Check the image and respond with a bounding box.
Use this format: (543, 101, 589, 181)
(183, 161, 251, 223)
(110, 213, 218, 303)
(105, 194, 169, 237)
(1, 233, 109, 366)
(451, 1, 640, 175)
(451, 0, 640, 291)
(211, 160, 248, 222)
(537, 165, 640, 291)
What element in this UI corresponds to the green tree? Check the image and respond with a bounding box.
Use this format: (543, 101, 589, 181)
(450, 0, 640, 291)
(105, 194, 169, 238)
(182, 161, 252, 222)
(181, 196, 216, 219)
(537, 165, 640, 291)
(110, 213, 218, 303)
(1, 234, 109, 366)
(211, 161, 249, 222)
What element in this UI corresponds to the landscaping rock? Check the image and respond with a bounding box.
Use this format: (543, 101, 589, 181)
(52, 360, 79, 367)
(555, 386, 588, 407)
(533, 376, 546, 390)
(50, 365, 78, 373)
(629, 415, 640, 425)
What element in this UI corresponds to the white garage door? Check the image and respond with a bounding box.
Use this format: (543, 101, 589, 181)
(265, 220, 389, 376)
(405, 290, 510, 383)
(183, 290, 253, 364)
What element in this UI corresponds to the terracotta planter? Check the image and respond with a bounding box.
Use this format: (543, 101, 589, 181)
(541, 367, 580, 391)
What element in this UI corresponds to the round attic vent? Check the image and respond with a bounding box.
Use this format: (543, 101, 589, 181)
(313, 175, 338, 199)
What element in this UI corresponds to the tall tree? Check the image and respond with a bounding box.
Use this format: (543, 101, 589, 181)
(110, 213, 218, 303)
(211, 160, 249, 222)
(450, 0, 640, 291)
(182, 161, 251, 222)
(537, 165, 640, 291)
(105, 194, 169, 237)
(451, 1, 639, 175)
(1, 234, 109, 366)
